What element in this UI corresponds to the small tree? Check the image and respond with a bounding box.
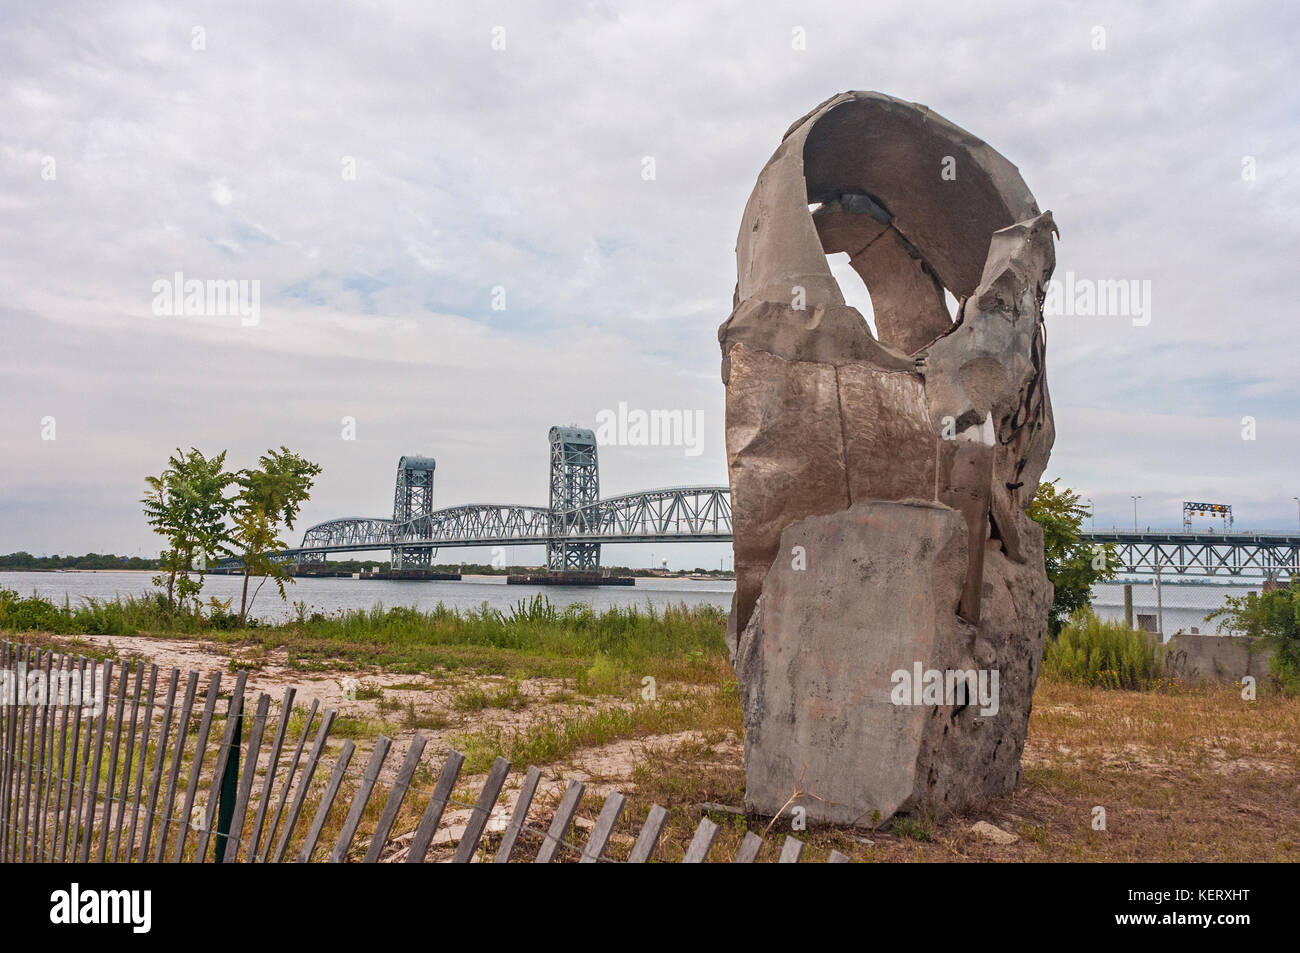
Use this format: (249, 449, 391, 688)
(141, 449, 234, 610)
(1028, 479, 1118, 636)
(225, 447, 322, 623)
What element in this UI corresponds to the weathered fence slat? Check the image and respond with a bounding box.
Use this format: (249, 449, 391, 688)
(176, 671, 224, 862)
(11, 646, 35, 861)
(535, 779, 584, 864)
(70, 658, 99, 862)
(42, 652, 63, 862)
(405, 748, 465, 864)
(4, 643, 24, 862)
(733, 830, 764, 863)
(364, 733, 427, 863)
(249, 686, 296, 860)
(452, 756, 511, 864)
(580, 791, 626, 863)
(682, 816, 719, 863)
(270, 707, 335, 864)
(58, 647, 84, 863)
(493, 765, 542, 863)
(328, 734, 392, 863)
(36, 650, 65, 858)
(24, 650, 49, 861)
(79, 655, 112, 862)
(296, 740, 355, 863)
(22, 647, 42, 860)
(0, 642, 11, 863)
(0, 643, 10, 862)
(263, 699, 319, 862)
(627, 803, 669, 864)
(127, 662, 161, 861)
(778, 835, 804, 863)
(27, 648, 44, 859)
(1, 643, 21, 861)
(222, 691, 271, 863)
(0, 644, 7, 860)
(96, 660, 132, 862)
(195, 671, 246, 862)
(0, 643, 10, 863)
(9, 647, 30, 860)
(138, 667, 180, 863)
(59, 657, 88, 863)
(153, 670, 199, 862)
(109, 660, 145, 862)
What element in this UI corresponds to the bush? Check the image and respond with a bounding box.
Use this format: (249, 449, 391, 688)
(1043, 609, 1165, 690)
(0, 586, 210, 635)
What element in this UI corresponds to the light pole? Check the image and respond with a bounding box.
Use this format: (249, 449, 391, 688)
(1293, 497, 1299, 532)
(1130, 495, 1142, 532)
(1086, 499, 1095, 531)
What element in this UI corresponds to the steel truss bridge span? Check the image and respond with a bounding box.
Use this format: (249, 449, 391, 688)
(290, 485, 732, 560)
(275, 423, 1298, 578)
(1082, 530, 1300, 579)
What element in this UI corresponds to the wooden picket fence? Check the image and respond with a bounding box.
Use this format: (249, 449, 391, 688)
(0, 641, 848, 863)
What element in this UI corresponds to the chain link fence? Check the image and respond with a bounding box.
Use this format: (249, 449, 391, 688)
(1090, 580, 1266, 638)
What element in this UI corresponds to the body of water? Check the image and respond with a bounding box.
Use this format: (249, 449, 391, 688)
(0, 570, 735, 623)
(1, 571, 1260, 635)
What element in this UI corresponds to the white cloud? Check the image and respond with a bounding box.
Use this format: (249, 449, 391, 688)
(1, 0, 1298, 557)
(208, 177, 233, 206)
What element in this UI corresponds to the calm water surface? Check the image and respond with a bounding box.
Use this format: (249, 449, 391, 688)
(0, 571, 734, 623)
(1, 572, 1261, 635)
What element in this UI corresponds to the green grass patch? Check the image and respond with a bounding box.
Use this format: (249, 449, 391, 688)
(2, 589, 730, 678)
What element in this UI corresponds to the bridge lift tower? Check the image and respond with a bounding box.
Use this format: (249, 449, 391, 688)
(546, 427, 601, 572)
(392, 455, 436, 568)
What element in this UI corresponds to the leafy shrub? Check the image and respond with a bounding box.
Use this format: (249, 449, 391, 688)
(1208, 580, 1300, 694)
(1043, 608, 1164, 690)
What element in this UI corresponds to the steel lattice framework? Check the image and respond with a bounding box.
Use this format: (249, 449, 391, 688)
(264, 433, 1300, 580)
(287, 491, 1300, 579)
(547, 427, 601, 571)
(285, 488, 731, 560)
(267, 424, 738, 571)
(1083, 531, 1300, 579)
(392, 456, 436, 568)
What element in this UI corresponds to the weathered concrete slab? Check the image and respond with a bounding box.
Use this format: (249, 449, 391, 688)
(736, 501, 969, 825)
(1163, 633, 1273, 685)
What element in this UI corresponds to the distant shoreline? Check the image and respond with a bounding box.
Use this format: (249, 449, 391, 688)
(0, 568, 158, 574)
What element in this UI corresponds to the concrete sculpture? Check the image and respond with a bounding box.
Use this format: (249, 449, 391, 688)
(719, 91, 1056, 825)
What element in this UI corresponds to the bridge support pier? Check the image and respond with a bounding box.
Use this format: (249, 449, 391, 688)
(546, 427, 602, 574)
(506, 572, 633, 586)
(391, 455, 436, 570)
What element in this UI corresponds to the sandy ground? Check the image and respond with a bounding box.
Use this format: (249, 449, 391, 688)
(71, 632, 734, 806)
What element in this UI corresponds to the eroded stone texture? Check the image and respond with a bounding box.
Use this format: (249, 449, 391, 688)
(720, 91, 1056, 824)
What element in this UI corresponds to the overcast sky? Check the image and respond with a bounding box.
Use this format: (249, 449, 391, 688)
(2, 0, 1298, 566)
